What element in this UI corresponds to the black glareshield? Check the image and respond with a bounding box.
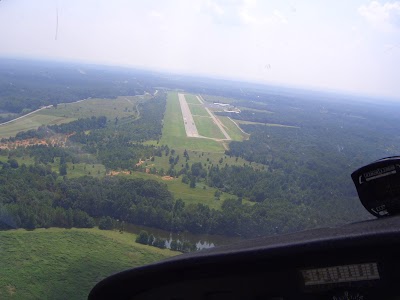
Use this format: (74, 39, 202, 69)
(351, 157, 400, 218)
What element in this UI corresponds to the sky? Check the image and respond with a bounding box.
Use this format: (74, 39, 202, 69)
(0, 0, 399, 99)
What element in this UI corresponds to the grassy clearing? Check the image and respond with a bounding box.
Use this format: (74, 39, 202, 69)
(219, 116, 249, 142)
(163, 137, 224, 153)
(0, 96, 146, 139)
(160, 92, 186, 143)
(65, 163, 106, 178)
(133, 148, 264, 208)
(146, 149, 264, 173)
(236, 120, 300, 128)
(239, 107, 274, 114)
(183, 94, 201, 104)
(201, 94, 236, 104)
(127, 171, 232, 210)
(193, 116, 225, 140)
(0, 114, 76, 139)
(160, 92, 224, 152)
(188, 104, 209, 117)
(0, 155, 107, 179)
(53, 161, 107, 178)
(0, 228, 177, 300)
(40, 96, 142, 121)
(0, 155, 36, 166)
(0, 113, 18, 119)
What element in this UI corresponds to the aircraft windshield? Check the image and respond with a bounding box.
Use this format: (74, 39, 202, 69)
(0, 0, 399, 298)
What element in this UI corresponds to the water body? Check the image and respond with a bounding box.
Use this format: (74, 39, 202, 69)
(122, 222, 241, 250)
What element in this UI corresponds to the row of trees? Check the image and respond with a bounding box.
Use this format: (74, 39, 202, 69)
(0, 163, 321, 237)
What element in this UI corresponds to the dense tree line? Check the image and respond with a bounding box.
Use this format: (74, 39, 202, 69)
(0, 163, 323, 237)
(0, 164, 95, 229)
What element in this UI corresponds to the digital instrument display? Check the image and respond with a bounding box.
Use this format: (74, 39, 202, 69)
(301, 263, 379, 286)
(351, 157, 400, 218)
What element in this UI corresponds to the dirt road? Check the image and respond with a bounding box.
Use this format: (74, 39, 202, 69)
(0, 106, 51, 127)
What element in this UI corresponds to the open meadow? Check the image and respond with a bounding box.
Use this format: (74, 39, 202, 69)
(0, 95, 145, 139)
(193, 115, 226, 140)
(39, 96, 144, 120)
(183, 94, 202, 104)
(218, 116, 249, 141)
(0, 228, 177, 300)
(188, 103, 209, 117)
(0, 114, 76, 139)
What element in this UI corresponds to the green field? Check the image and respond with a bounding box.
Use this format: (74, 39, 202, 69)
(0, 155, 35, 166)
(39, 96, 143, 120)
(0, 96, 145, 139)
(0, 155, 107, 178)
(59, 162, 106, 178)
(127, 172, 229, 209)
(138, 149, 265, 177)
(160, 92, 224, 152)
(130, 148, 264, 209)
(219, 116, 249, 141)
(0, 228, 177, 300)
(0, 114, 76, 139)
(236, 120, 300, 128)
(239, 107, 274, 114)
(188, 104, 209, 117)
(183, 94, 201, 104)
(193, 116, 225, 140)
(200, 94, 236, 104)
(0, 113, 18, 119)
(128, 171, 255, 209)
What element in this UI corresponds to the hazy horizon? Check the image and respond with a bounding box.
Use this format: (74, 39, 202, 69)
(1, 0, 400, 99)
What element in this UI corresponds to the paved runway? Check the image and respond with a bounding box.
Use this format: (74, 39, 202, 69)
(178, 93, 199, 137)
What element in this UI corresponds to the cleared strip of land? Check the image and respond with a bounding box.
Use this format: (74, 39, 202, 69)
(178, 93, 230, 140)
(0, 114, 76, 139)
(0, 96, 142, 139)
(40, 96, 140, 120)
(193, 95, 231, 141)
(219, 116, 249, 141)
(160, 92, 224, 152)
(203, 105, 231, 140)
(236, 119, 300, 128)
(193, 116, 226, 140)
(188, 104, 210, 117)
(179, 93, 199, 137)
(0, 106, 50, 127)
(184, 94, 202, 104)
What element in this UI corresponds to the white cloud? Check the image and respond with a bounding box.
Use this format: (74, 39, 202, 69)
(272, 9, 288, 24)
(148, 10, 163, 18)
(239, 8, 287, 26)
(204, 0, 225, 16)
(358, 1, 400, 31)
(385, 43, 400, 51)
(201, 0, 287, 27)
